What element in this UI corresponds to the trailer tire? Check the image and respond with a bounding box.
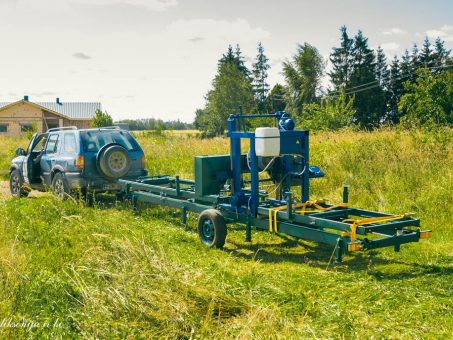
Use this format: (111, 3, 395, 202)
(197, 209, 227, 249)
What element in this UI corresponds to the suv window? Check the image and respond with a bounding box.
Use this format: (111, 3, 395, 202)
(45, 134, 60, 154)
(63, 133, 77, 153)
(80, 130, 138, 152)
(30, 134, 48, 153)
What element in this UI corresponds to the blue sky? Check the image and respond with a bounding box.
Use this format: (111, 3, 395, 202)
(0, 0, 451, 122)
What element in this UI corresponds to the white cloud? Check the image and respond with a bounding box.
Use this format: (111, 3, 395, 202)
(165, 18, 271, 43)
(382, 28, 406, 35)
(72, 0, 178, 11)
(73, 52, 92, 60)
(381, 42, 399, 52)
(440, 24, 453, 31)
(426, 24, 453, 41)
(426, 29, 447, 38)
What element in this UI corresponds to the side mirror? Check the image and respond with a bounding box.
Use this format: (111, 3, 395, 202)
(15, 148, 26, 156)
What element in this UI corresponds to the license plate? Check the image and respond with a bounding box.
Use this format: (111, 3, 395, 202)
(104, 183, 119, 190)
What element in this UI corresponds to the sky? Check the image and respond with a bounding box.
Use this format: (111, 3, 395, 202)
(0, 0, 452, 122)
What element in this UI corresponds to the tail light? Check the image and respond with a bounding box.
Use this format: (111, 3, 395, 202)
(75, 155, 84, 169)
(141, 154, 146, 168)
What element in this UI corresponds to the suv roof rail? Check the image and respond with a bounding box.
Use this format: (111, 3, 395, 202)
(98, 126, 122, 130)
(46, 126, 78, 133)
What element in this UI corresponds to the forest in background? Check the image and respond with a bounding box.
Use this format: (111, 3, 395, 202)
(194, 26, 453, 136)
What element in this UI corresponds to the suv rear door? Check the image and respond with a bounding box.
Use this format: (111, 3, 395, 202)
(40, 133, 60, 186)
(80, 129, 145, 180)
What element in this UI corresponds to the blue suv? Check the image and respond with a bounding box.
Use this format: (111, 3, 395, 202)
(9, 126, 147, 199)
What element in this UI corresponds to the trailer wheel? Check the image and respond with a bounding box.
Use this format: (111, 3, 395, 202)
(197, 209, 227, 248)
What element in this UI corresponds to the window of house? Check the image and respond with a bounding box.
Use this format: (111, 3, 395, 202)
(63, 133, 77, 153)
(45, 134, 60, 154)
(21, 124, 33, 132)
(0, 124, 7, 133)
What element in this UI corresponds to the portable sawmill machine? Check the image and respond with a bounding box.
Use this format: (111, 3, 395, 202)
(120, 112, 431, 263)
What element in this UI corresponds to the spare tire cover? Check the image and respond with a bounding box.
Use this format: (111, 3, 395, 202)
(97, 144, 132, 179)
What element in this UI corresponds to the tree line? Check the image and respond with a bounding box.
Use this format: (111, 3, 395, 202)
(195, 26, 453, 136)
(115, 118, 193, 131)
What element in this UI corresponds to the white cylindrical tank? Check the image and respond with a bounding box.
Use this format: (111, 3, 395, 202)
(255, 127, 280, 157)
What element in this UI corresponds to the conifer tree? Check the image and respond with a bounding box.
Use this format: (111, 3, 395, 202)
(410, 43, 420, 81)
(252, 42, 271, 113)
(375, 46, 390, 88)
(433, 37, 451, 68)
(387, 56, 404, 123)
(219, 44, 250, 77)
(419, 37, 434, 68)
(329, 26, 354, 89)
(348, 30, 385, 128)
(200, 46, 255, 136)
(400, 49, 413, 82)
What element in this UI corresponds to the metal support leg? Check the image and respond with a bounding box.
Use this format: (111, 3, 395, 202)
(286, 191, 293, 221)
(245, 219, 252, 242)
(131, 194, 136, 210)
(335, 241, 344, 263)
(181, 206, 187, 225)
(176, 176, 181, 196)
(343, 184, 349, 204)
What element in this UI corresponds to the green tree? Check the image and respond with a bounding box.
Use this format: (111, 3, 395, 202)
(202, 56, 255, 136)
(419, 37, 435, 69)
(266, 83, 287, 112)
(433, 37, 451, 68)
(375, 46, 390, 88)
(349, 30, 385, 128)
(193, 108, 206, 130)
(92, 109, 113, 128)
(400, 49, 412, 82)
(252, 42, 271, 113)
(399, 69, 453, 126)
(283, 42, 324, 117)
(329, 26, 354, 89)
(299, 89, 355, 130)
(410, 43, 420, 81)
(387, 56, 404, 123)
(219, 44, 250, 77)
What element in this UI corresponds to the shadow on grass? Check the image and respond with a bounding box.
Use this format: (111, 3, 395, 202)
(227, 233, 453, 279)
(87, 196, 453, 280)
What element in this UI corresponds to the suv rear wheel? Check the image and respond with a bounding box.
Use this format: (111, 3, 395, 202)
(9, 169, 29, 197)
(52, 173, 70, 200)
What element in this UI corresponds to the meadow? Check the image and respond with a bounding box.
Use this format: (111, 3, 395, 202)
(0, 128, 452, 338)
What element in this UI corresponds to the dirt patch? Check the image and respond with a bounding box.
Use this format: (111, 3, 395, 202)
(0, 181, 46, 198)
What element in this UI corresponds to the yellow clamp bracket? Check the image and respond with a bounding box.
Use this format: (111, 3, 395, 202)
(268, 203, 307, 233)
(347, 242, 364, 252)
(296, 200, 348, 215)
(343, 214, 410, 242)
(268, 201, 349, 233)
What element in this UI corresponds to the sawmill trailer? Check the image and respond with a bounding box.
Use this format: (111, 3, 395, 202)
(120, 112, 431, 263)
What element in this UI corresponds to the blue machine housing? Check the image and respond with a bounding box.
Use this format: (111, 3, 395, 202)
(225, 111, 323, 217)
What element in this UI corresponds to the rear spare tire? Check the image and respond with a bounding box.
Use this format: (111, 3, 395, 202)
(97, 144, 131, 179)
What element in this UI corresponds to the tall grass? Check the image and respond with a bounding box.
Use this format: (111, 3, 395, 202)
(0, 128, 452, 338)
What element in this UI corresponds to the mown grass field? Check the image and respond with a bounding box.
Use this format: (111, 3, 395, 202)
(0, 128, 452, 338)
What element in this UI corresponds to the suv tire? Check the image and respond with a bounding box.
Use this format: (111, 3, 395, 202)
(9, 169, 29, 197)
(52, 172, 70, 200)
(97, 144, 132, 179)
